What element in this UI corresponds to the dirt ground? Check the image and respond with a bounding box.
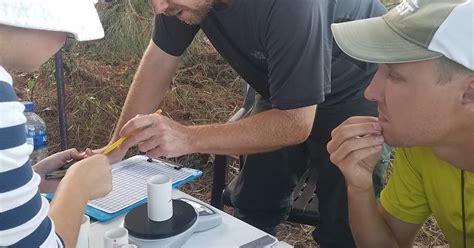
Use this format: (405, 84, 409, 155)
(12, 35, 445, 247)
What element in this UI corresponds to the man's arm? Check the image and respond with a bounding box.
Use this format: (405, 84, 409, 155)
(190, 104, 315, 155)
(112, 41, 180, 141)
(380, 205, 422, 246)
(49, 155, 112, 247)
(105, 41, 180, 162)
(108, 38, 315, 159)
(347, 187, 421, 248)
(119, 104, 316, 157)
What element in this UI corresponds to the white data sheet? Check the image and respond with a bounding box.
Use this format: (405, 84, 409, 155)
(88, 155, 198, 213)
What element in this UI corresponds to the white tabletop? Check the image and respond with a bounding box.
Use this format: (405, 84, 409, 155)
(88, 189, 286, 248)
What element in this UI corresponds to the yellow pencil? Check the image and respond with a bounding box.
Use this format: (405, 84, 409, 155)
(102, 109, 162, 155)
(102, 137, 126, 155)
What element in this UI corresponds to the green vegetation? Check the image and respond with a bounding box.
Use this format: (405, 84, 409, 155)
(69, 0, 154, 63)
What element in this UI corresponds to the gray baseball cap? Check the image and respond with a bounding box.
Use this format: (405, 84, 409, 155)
(331, 0, 473, 70)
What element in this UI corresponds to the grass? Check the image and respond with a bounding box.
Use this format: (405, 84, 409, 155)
(11, 0, 446, 246)
(73, 0, 154, 63)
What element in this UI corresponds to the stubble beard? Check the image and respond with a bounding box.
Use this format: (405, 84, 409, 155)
(181, 0, 213, 25)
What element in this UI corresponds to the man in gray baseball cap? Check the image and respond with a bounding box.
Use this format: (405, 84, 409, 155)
(327, 0, 473, 247)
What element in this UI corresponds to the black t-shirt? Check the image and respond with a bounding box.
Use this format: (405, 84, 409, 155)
(153, 0, 386, 109)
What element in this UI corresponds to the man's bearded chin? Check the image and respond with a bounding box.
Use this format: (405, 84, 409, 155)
(183, 10, 209, 25)
(183, 0, 213, 25)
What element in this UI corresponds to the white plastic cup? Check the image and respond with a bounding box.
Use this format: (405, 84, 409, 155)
(103, 227, 128, 248)
(119, 244, 137, 248)
(147, 174, 173, 222)
(76, 215, 90, 248)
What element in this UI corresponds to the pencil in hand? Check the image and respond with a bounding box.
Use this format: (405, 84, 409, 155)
(103, 109, 163, 156)
(46, 109, 165, 180)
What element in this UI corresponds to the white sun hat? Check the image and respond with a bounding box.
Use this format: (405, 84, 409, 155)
(0, 0, 104, 41)
(331, 0, 473, 71)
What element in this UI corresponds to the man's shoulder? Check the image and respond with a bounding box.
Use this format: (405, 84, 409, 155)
(235, 0, 384, 25)
(395, 146, 456, 175)
(249, 0, 327, 14)
(334, 0, 386, 20)
(251, 0, 385, 21)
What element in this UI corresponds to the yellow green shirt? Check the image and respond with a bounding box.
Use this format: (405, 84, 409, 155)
(380, 147, 473, 248)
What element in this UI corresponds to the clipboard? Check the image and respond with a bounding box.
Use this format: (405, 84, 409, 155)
(45, 155, 202, 222)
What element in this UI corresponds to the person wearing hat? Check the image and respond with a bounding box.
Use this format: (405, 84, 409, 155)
(97, 0, 390, 246)
(0, 0, 112, 247)
(327, 0, 473, 247)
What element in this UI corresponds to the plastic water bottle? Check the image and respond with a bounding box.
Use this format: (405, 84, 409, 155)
(23, 101, 48, 165)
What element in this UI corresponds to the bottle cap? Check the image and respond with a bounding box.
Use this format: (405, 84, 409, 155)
(23, 101, 35, 113)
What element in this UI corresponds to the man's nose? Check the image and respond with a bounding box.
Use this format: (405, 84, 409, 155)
(151, 0, 169, 14)
(364, 67, 385, 103)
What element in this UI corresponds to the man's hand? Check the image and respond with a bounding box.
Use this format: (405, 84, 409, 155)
(327, 116, 385, 193)
(33, 149, 87, 193)
(93, 144, 128, 164)
(119, 112, 194, 158)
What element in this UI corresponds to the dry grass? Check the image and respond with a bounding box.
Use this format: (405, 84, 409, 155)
(12, 0, 446, 246)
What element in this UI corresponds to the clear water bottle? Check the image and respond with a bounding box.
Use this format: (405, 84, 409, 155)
(23, 101, 48, 165)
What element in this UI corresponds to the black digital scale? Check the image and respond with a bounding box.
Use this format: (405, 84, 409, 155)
(124, 198, 222, 247)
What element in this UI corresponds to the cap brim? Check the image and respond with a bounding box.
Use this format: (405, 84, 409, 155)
(331, 16, 442, 64)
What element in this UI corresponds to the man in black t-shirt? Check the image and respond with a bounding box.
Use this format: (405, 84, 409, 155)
(105, 0, 388, 247)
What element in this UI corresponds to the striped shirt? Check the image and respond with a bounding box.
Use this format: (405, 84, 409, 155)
(0, 66, 64, 247)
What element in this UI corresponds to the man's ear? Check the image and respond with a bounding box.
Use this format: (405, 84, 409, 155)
(461, 75, 474, 110)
